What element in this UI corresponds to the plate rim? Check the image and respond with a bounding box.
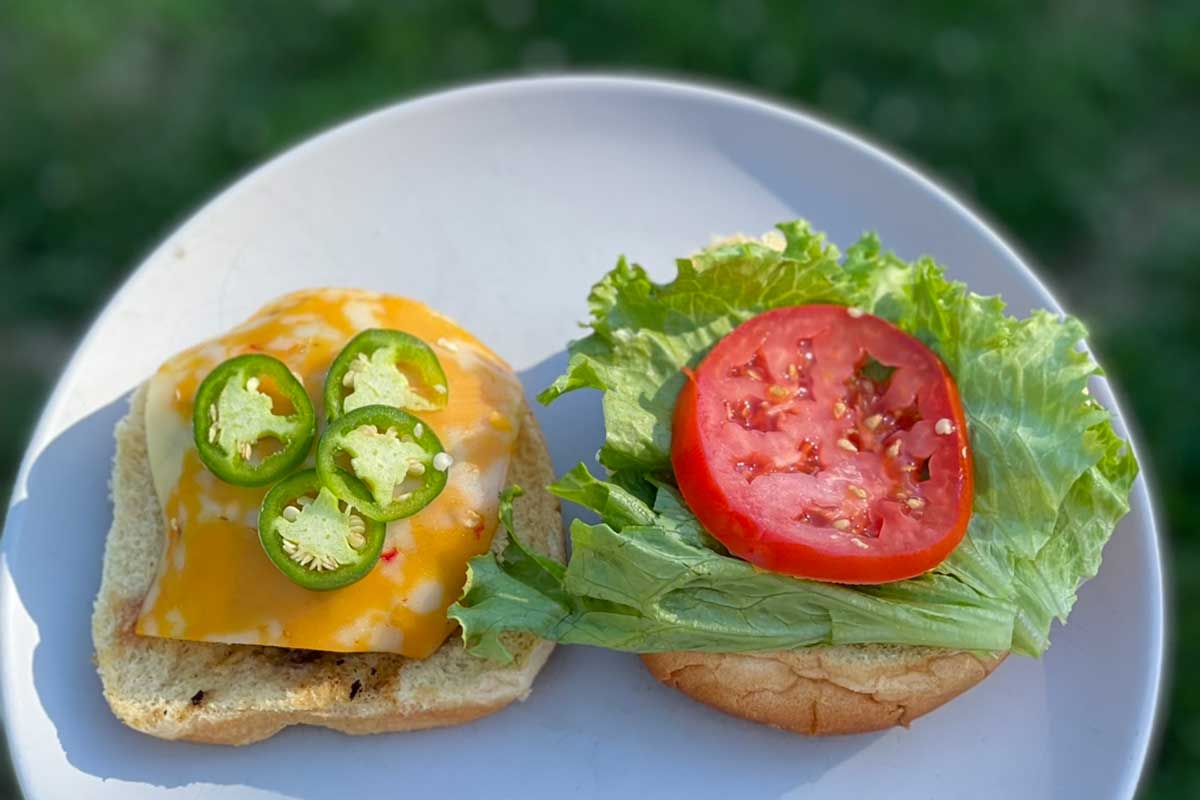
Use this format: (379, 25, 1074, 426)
(0, 73, 1168, 799)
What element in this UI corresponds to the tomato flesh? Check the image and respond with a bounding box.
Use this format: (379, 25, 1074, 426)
(671, 305, 973, 584)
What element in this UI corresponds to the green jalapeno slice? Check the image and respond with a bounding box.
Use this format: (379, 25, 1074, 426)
(323, 329, 448, 421)
(193, 354, 316, 486)
(316, 404, 449, 522)
(258, 468, 386, 590)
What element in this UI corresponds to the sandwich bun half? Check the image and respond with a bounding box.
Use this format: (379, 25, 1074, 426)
(641, 633, 1004, 735)
(92, 385, 564, 745)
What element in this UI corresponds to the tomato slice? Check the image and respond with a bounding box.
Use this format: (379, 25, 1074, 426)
(671, 305, 973, 584)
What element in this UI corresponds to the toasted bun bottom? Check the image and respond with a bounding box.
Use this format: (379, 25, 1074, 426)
(92, 385, 564, 745)
(642, 645, 1005, 735)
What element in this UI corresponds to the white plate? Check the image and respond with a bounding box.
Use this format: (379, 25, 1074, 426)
(0, 76, 1165, 799)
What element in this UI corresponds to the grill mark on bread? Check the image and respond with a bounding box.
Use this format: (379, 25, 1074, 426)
(289, 649, 322, 665)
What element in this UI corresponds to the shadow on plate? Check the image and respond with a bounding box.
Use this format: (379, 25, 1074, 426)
(8, 353, 875, 798)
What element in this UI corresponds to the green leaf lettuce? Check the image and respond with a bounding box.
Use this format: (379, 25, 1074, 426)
(450, 221, 1137, 660)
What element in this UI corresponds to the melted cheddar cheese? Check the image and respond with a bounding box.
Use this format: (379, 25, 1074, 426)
(135, 289, 524, 658)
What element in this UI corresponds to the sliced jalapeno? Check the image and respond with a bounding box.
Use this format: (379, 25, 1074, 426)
(193, 354, 316, 486)
(316, 405, 449, 522)
(324, 329, 448, 421)
(259, 469, 386, 590)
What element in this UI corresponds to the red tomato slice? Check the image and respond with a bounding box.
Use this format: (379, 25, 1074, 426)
(671, 305, 972, 584)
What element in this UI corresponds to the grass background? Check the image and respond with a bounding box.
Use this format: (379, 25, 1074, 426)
(0, 1, 1195, 796)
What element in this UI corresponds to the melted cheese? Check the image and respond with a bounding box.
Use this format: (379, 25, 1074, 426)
(135, 289, 525, 658)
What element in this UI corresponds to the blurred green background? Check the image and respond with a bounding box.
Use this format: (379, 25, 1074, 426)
(0, 1, 1195, 797)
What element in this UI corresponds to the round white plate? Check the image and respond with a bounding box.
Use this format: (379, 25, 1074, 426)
(0, 76, 1165, 799)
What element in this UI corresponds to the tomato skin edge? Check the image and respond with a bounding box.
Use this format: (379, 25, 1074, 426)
(672, 375, 764, 553)
(936, 357, 975, 567)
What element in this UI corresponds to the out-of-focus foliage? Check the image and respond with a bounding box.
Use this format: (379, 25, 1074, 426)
(0, 1, 1195, 796)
